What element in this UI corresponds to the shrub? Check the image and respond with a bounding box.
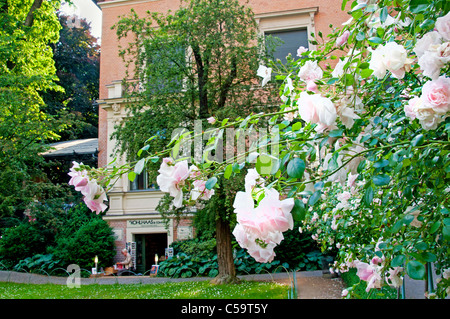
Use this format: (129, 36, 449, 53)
(51, 218, 116, 270)
(0, 223, 47, 268)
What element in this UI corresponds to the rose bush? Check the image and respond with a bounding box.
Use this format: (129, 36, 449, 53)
(69, 0, 450, 298)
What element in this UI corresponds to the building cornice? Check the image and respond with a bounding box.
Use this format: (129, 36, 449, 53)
(98, 0, 160, 9)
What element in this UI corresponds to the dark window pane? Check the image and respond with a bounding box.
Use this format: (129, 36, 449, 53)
(265, 29, 309, 64)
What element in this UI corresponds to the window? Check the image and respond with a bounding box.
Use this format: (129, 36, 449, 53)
(265, 28, 309, 64)
(129, 170, 159, 191)
(256, 7, 318, 63)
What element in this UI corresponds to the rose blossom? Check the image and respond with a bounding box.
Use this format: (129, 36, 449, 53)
(156, 158, 190, 208)
(68, 161, 108, 214)
(82, 180, 108, 214)
(207, 116, 216, 124)
(336, 30, 350, 46)
(413, 31, 442, 58)
(418, 50, 445, 80)
(369, 42, 413, 79)
(355, 260, 383, 292)
(297, 91, 337, 131)
(68, 161, 90, 193)
(190, 179, 215, 201)
(421, 76, 450, 114)
(435, 11, 450, 41)
(257, 64, 272, 87)
(404, 96, 419, 120)
(298, 60, 323, 83)
(296, 46, 308, 57)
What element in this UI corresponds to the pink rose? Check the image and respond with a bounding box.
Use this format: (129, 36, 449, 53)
(435, 12, 450, 41)
(297, 91, 337, 128)
(156, 159, 190, 208)
(207, 116, 216, 124)
(421, 76, 450, 114)
(306, 80, 319, 93)
(190, 179, 215, 201)
(68, 161, 89, 192)
(405, 96, 420, 120)
(336, 30, 350, 46)
(298, 60, 323, 83)
(82, 181, 108, 214)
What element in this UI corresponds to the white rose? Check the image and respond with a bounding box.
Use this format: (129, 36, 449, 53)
(382, 42, 409, 73)
(413, 31, 442, 58)
(369, 48, 387, 79)
(418, 51, 445, 80)
(435, 12, 450, 41)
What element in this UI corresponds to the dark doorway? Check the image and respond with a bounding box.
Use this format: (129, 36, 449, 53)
(135, 233, 167, 274)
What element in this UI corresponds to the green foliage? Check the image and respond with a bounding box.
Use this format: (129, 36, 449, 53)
(157, 228, 323, 279)
(51, 215, 116, 271)
(12, 254, 60, 273)
(0, 202, 116, 272)
(42, 13, 100, 140)
(0, 0, 69, 218)
(0, 223, 47, 268)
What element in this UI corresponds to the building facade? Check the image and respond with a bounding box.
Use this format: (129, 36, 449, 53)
(96, 0, 349, 273)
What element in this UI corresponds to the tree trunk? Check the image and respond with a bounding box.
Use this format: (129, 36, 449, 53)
(211, 214, 240, 285)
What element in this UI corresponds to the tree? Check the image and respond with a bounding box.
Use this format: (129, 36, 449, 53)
(42, 13, 100, 141)
(0, 0, 67, 219)
(111, 0, 279, 283)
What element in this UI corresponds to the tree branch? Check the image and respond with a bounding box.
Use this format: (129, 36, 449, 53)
(24, 0, 43, 27)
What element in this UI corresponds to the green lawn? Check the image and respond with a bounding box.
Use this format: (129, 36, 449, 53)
(0, 280, 289, 299)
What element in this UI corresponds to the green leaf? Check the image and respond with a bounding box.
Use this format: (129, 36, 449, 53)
(430, 221, 440, 234)
(205, 177, 217, 190)
(409, 0, 429, 13)
(364, 185, 374, 206)
(256, 154, 276, 175)
(134, 158, 146, 175)
(373, 174, 390, 186)
(411, 134, 424, 147)
(291, 199, 307, 222)
(391, 254, 405, 267)
(224, 164, 233, 179)
(406, 260, 425, 280)
(128, 171, 136, 182)
(368, 37, 383, 44)
(286, 157, 306, 179)
(341, 0, 348, 11)
(360, 68, 373, 79)
(356, 31, 365, 41)
(380, 6, 388, 24)
(373, 159, 389, 168)
(443, 225, 450, 241)
(309, 190, 322, 206)
(292, 121, 302, 131)
(421, 252, 437, 263)
(329, 129, 344, 138)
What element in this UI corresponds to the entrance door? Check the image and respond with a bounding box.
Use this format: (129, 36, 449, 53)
(134, 233, 168, 274)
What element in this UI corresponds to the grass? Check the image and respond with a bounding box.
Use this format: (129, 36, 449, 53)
(0, 280, 289, 299)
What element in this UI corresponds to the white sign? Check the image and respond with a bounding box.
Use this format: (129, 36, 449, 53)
(127, 219, 166, 228)
(177, 226, 193, 240)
